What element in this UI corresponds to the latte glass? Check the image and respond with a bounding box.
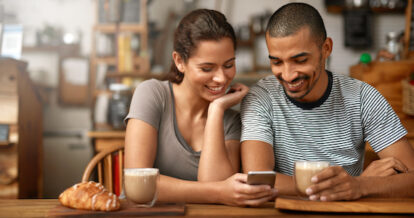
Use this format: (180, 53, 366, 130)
(123, 168, 159, 207)
(294, 161, 329, 197)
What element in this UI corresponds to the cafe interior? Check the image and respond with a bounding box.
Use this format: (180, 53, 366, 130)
(1, 0, 414, 216)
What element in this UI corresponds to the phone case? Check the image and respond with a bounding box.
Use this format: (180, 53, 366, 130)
(247, 171, 276, 187)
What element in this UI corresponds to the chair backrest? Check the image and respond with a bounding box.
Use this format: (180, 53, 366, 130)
(82, 144, 124, 195)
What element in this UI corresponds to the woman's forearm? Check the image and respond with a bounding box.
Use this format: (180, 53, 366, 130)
(198, 105, 236, 181)
(157, 174, 220, 203)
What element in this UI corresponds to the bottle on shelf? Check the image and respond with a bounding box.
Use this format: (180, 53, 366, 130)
(107, 83, 132, 130)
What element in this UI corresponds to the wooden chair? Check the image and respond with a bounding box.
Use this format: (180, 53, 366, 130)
(82, 144, 124, 194)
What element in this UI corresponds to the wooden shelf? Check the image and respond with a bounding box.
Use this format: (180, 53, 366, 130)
(105, 71, 165, 79)
(22, 44, 80, 55)
(90, 0, 149, 131)
(93, 56, 148, 65)
(326, 6, 406, 14)
(94, 57, 117, 65)
(237, 39, 253, 47)
(88, 130, 125, 138)
(94, 23, 146, 33)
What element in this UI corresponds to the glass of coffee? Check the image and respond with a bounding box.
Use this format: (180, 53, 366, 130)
(294, 161, 329, 198)
(123, 168, 159, 207)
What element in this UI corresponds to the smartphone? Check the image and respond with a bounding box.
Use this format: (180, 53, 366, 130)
(247, 171, 276, 187)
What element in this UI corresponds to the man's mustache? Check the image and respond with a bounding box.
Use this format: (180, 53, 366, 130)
(276, 74, 310, 83)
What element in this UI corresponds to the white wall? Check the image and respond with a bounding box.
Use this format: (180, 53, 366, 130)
(4, 0, 94, 54)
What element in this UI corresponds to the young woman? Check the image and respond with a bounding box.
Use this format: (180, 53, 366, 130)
(124, 9, 276, 206)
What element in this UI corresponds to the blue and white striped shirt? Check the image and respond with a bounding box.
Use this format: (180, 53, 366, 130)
(241, 71, 406, 176)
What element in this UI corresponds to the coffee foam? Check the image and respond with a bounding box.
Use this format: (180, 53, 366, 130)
(124, 168, 158, 176)
(295, 161, 329, 170)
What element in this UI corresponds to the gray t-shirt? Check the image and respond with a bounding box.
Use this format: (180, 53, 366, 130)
(125, 79, 241, 181)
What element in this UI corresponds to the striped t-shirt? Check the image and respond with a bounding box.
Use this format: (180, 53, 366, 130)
(241, 71, 406, 176)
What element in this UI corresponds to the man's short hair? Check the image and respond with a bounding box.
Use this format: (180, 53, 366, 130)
(266, 2, 327, 46)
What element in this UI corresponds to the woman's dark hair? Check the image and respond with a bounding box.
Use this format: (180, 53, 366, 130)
(167, 9, 236, 84)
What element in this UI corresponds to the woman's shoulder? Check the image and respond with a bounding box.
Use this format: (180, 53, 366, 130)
(134, 79, 170, 96)
(136, 79, 169, 90)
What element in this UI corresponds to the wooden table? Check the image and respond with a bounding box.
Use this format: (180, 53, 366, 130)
(88, 131, 125, 152)
(0, 199, 412, 217)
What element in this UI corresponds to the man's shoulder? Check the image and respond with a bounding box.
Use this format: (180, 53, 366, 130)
(331, 71, 369, 94)
(250, 75, 281, 94)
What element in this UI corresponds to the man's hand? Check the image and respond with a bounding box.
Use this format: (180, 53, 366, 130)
(305, 166, 364, 201)
(362, 157, 408, 177)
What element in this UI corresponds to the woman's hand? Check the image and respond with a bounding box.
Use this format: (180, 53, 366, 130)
(216, 173, 277, 207)
(211, 83, 249, 111)
(361, 157, 408, 177)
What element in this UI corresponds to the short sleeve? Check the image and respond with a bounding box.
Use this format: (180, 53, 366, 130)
(223, 109, 241, 141)
(361, 83, 407, 152)
(240, 85, 274, 146)
(124, 79, 167, 130)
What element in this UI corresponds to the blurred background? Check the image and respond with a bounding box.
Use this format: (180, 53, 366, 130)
(0, 0, 408, 199)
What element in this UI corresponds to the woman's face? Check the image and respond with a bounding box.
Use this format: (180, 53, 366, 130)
(177, 37, 236, 102)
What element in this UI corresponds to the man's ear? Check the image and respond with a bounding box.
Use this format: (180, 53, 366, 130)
(172, 51, 185, 73)
(322, 37, 333, 59)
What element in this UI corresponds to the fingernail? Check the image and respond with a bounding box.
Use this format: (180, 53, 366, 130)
(321, 196, 327, 201)
(309, 195, 318, 201)
(272, 189, 278, 195)
(306, 188, 313, 195)
(311, 176, 317, 183)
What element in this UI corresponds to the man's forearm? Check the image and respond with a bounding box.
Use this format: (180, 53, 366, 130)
(359, 171, 414, 198)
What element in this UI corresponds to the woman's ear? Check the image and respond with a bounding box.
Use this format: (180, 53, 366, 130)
(172, 51, 185, 73)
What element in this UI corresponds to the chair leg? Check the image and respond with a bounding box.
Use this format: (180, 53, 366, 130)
(104, 155, 113, 193)
(98, 162, 103, 184)
(119, 150, 123, 195)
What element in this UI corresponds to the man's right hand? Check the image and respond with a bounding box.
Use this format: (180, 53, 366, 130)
(217, 173, 277, 207)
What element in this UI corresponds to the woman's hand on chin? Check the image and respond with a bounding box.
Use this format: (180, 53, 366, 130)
(210, 83, 249, 111)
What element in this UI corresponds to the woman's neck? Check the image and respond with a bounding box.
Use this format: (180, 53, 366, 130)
(172, 82, 209, 119)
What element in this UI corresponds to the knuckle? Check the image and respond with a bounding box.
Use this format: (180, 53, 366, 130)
(234, 194, 243, 201)
(326, 180, 333, 187)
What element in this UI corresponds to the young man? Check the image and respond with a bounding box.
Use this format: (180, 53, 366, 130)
(241, 2, 414, 201)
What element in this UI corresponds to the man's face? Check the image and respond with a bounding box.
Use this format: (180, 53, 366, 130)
(266, 27, 331, 102)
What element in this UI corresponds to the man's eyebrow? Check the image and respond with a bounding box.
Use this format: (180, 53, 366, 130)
(269, 52, 309, 60)
(290, 52, 309, 59)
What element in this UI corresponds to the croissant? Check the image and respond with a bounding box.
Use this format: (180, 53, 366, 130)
(59, 181, 120, 211)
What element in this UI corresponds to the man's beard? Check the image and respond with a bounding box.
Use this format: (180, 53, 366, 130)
(278, 57, 324, 101)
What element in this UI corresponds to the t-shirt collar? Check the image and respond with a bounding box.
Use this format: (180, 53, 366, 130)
(284, 70, 333, 110)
